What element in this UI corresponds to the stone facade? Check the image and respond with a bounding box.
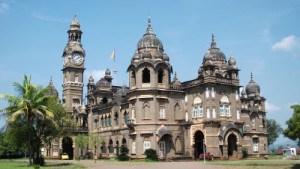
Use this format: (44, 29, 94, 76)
(48, 16, 268, 160)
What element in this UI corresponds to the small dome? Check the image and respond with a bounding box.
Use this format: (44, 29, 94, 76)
(89, 75, 94, 83)
(96, 78, 110, 88)
(132, 51, 140, 60)
(105, 68, 111, 76)
(163, 53, 169, 61)
(228, 56, 236, 66)
(203, 51, 212, 62)
(154, 52, 163, 59)
(245, 73, 260, 96)
(142, 51, 152, 59)
(69, 15, 81, 31)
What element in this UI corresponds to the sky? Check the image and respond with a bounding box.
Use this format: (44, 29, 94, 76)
(0, 0, 300, 147)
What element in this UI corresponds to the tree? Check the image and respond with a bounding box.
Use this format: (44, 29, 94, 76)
(88, 133, 103, 155)
(75, 134, 88, 158)
(0, 75, 55, 165)
(117, 146, 130, 161)
(283, 105, 300, 142)
(267, 119, 283, 146)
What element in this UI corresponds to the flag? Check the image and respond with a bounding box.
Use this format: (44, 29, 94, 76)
(110, 49, 115, 61)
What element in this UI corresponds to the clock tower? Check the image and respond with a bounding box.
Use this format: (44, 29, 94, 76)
(62, 16, 85, 113)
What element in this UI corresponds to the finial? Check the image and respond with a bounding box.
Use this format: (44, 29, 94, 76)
(251, 72, 253, 81)
(211, 33, 216, 48)
(49, 75, 53, 86)
(146, 16, 153, 34)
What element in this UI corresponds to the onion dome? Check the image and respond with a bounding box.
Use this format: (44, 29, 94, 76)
(162, 53, 169, 61)
(47, 76, 59, 97)
(202, 34, 226, 64)
(245, 73, 260, 96)
(89, 75, 94, 83)
(105, 68, 111, 76)
(227, 56, 238, 70)
(137, 17, 164, 51)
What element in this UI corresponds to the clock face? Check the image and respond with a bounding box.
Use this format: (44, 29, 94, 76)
(72, 53, 83, 64)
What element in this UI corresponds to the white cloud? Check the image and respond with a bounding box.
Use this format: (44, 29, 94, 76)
(272, 35, 298, 52)
(265, 102, 280, 113)
(84, 69, 106, 82)
(0, 3, 9, 14)
(31, 13, 67, 23)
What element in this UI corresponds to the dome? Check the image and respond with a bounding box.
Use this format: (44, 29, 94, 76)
(69, 15, 81, 31)
(162, 53, 169, 61)
(132, 51, 140, 60)
(228, 56, 236, 65)
(136, 17, 164, 51)
(142, 51, 152, 59)
(245, 73, 260, 96)
(89, 75, 94, 83)
(154, 52, 163, 59)
(105, 68, 111, 76)
(203, 34, 226, 64)
(96, 78, 110, 88)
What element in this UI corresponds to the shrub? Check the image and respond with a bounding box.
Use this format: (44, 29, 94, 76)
(242, 147, 248, 158)
(117, 146, 130, 161)
(144, 148, 158, 161)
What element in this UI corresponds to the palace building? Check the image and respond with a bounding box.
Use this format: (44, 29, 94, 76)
(46, 16, 268, 160)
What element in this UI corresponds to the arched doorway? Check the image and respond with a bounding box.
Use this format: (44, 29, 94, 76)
(116, 140, 120, 156)
(194, 130, 204, 160)
(62, 137, 73, 160)
(122, 138, 127, 147)
(227, 134, 238, 158)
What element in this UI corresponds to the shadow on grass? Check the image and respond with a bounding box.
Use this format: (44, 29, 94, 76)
(292, 164, 300, 169)
(43, 163, 72, 167)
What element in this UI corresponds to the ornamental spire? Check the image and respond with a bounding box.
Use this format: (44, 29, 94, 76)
(211, 33, 217, 48)
(146, 16, 153, 34)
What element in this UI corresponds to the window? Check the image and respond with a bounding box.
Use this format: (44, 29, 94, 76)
(211, 87, 215, 98)
(104, 116, 107, 127)
(101, 117, 104, 127)
(253, 138, 259, 153)
(192, 105, 203, 118)
(124, 111, 129, 124)
(220, 95, 230, 117)
(251, 117, 256, 130)
(108, 115, 111, 126)
(132, 141, 136, 154)
(205, 87, 209, 98)
(225, 105, 231, 116)
(131, 71, 136, 86)
(174, 104, 180, 119)
(237, 110, 240, 120)
(102, 97, 108, 104)
(143, 102, 150, 119)
(206, 109, 210, 118)
(159, 106, 165, 119)
(143, 141, 151, 153)
(94, 119, 98, 129)
(212, 108, 216, 118)
(114, 112, 119, 126)
(235, 90, 239, 100)
(158, 68, 163, 83)
(142, 68, 150, 83)
(131, 108, 136, 119)
(75, 73, 79, 82)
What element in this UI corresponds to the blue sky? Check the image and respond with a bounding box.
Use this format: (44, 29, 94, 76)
(1, 0, 300, 146)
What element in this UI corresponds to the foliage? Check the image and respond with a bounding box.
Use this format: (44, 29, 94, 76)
(0, 75, 73, 165)
(88, 133, 103, 153)
(144, 148, 158, 161)
(283, 105, 300, 141)
(75, 134, 88, 157)
(117, 146, 130, 161)
(267, 119, 283, 146)
(242, 147, 248, 158)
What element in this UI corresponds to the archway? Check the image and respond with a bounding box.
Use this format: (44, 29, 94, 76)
(122, 138, 127, 147)
(227, 134, 238, 157)
(116, 140, 120, 156)
(62, 137, 73, 160)
(194, 130, 204, 160)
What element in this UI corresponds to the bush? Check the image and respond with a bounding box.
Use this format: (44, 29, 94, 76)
(117, 146, 130, 161)
(144, 149, 158, 161)
(242, 148, 248, 158)
(199, 152, 214, 160)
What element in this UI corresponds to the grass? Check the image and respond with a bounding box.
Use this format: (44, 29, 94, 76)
(0, 160, 86, 169)
(208, 158, 300, 169)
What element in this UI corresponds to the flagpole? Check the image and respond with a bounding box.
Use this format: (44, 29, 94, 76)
(113, 49, 117, 86)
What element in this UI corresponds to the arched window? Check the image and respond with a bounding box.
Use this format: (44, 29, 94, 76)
(114, 112, 119, 126)
(158, 68, 164, 83)
(124, 111, 129, 124)
(101, 116, 104, 127)
(131, 71, 136, 86)
(102, 97, 108, 104)
(143, 102, 150, 119)
(142, 68, 150, 83)
(104, 116, 107, 127)
(220, 95, 230, 117)
(108, 115, 111, 126)
(109, 139, 113, 153)
(192, 96, 203, 118)
(174, 103, 180, 119)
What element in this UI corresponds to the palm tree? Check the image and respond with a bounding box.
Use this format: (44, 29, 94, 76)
(0, 75, 55, 165)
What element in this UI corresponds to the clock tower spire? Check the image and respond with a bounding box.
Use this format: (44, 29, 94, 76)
(62, 16, 85, 113)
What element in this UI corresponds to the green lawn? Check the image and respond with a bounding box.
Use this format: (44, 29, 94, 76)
(208, 159, 300, 169)
(0, 160, 85, 169)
